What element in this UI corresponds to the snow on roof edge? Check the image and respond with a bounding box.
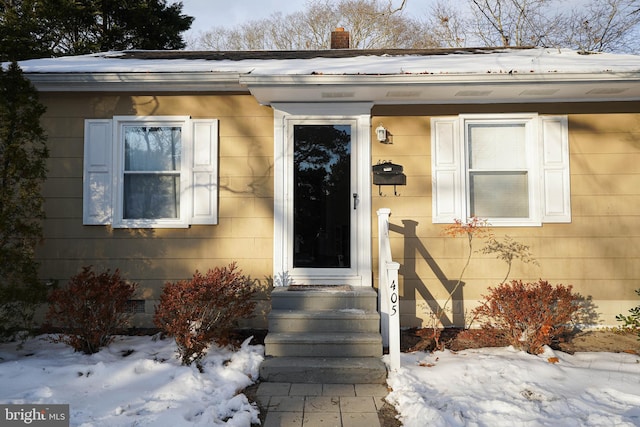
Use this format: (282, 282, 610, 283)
(12, 47, 640, 77)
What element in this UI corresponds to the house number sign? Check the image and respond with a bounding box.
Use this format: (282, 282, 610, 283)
(386, 262, 401, 371)
(389, 279, 398, 316)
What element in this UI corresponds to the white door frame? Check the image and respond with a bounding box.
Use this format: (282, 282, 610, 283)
(272, 103, 373, 286)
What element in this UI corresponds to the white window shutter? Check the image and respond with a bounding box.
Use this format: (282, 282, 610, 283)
(190, 119, 219, 225)
(83, 119, 113, 225)
(431, 117, 463, 223)
(540, 116, 571, 223)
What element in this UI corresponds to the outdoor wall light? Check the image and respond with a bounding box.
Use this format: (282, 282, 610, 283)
(376, 124, 388, 143)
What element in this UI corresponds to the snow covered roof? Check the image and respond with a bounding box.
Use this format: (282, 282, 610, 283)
(17, 47, 640, 104)
(17, 47, 640, 75)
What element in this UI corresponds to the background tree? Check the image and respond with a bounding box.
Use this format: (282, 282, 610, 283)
(0, 0, 194, 61)
(561, 0, 640, 53)
(0, 0, 54, 61)
(0, 62, 49, 339)
(192, 0, 438, 50)
(425, 0, 640, 53)
(428, 2, 468, 47)
(192, 0, 639, 53)
(467, 0, 562, 47)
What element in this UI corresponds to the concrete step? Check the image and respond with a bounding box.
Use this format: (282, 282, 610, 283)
(262, 286, 387, 385)
(259, 356, 388, 384)
(264, 332, 382, 358)
(271, 286, 378, 311)
(268, 309, 380, 333)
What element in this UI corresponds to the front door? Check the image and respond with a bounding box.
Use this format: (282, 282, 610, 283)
(293, 124, 353, 270)
(273, 104, 372, 286)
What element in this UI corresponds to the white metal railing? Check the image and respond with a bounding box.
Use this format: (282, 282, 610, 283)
(377, 208, 400, 370)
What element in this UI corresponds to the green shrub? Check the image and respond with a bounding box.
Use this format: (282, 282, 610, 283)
(471, 279, 580, 354)
(616, 289, 640, 339)
(153, 263, 256, 368)
(46, 266, 137, 354)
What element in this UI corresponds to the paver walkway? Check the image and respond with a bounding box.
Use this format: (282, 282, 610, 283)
(254, 382, 389, 427)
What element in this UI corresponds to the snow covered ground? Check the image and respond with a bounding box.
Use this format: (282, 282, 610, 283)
(386, 346, 640, 427)
(1, 335, 639, 426)
(0, 335, 264, 426)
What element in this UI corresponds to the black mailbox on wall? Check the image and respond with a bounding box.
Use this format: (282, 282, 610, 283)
(372, 162, 406, 185)
(372, 161, 406, 195)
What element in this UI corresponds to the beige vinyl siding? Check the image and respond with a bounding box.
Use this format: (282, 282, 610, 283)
(371, 103, 640, 327)
(35, 93, 640, 330)
(36, 93, 274, 327)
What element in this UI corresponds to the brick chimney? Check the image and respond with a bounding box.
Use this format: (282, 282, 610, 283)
(330, 27, 350, 49)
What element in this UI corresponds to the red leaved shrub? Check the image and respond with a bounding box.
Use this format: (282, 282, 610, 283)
(471, 279, 579, 354)
(46, 266, 137, 354)
(153, 263, 256, 367)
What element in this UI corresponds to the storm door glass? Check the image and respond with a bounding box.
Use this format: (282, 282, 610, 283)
(293, 125, 351, 268)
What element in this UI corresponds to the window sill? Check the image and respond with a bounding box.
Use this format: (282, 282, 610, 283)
(112, 219, 190, 229)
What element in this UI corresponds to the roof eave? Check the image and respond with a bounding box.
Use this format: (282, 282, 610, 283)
(240, 72, 640, 105)
(25, 71, 247, 92)
(240, 71, 640, 84)
(24, 70, 640, 104)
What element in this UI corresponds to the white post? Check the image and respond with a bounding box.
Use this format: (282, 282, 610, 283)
(386, 261, 401, 371)
(377, 208, 391, 347)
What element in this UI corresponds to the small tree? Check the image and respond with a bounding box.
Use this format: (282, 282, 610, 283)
(0, 62, 49, 340)
(480, 234, 539, 284)
(425, 217, 491, 349)
(441, 217, 493, 315)
(154, 263, 256, 369)
(419, 218, 541, 351)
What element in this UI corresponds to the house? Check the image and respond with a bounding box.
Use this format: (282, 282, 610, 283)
(18, 40, 640, 341)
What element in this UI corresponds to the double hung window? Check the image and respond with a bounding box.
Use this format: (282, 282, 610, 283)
(123, 124, 182, 221)
(83, 116, 218, 228)
(432, 114, 570, 226)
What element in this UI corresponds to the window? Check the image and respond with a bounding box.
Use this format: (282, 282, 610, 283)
(123, 125, 182, 220)
(83, 116, 218, 228)
(432, 114, 570, 226)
